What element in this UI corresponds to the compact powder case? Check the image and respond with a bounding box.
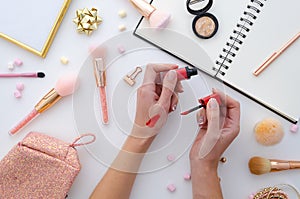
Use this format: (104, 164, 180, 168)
(186, 0, 219, 39)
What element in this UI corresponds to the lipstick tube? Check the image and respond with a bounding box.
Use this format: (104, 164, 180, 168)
(157, 66, 198, 84)
(176, 66, 198, 80)
(93, 58, 109, 124)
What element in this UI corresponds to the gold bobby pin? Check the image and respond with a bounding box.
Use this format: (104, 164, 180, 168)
(123, 67, 143, 86)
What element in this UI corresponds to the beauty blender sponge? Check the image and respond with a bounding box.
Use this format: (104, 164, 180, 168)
(254, 118, 284, 146)
(55, 72, 79, 96)
(149, 10, 171, 29)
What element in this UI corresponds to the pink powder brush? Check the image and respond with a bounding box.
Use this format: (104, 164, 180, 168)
(129, 0, 171, 29)
(0, 72, 45, 78)
(9, 72, 79, 135)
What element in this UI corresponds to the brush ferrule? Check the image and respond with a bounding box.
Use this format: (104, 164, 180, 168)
(93, 58, 106, 87)
(130, 0, 156, 19)
(35, 88, 62, 113)
(270, 161, 290, 170)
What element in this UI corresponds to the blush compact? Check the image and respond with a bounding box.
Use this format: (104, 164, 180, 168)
(186, 0, 219, 39)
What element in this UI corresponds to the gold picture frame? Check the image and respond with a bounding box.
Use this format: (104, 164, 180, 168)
(0, 0, 71, 58)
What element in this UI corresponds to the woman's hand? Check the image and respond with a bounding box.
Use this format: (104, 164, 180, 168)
(132, 63, 182, 138)
(90, 63, 184, 199)
(189, 89, 240, 199)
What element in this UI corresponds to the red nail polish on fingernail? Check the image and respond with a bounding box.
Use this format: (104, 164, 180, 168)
(146, 114, 160, 128)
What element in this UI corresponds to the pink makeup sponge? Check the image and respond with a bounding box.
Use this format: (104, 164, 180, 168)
(149, 10, 171, 29)
(254, 118, 284, 146)
(55, 72, 79, 96)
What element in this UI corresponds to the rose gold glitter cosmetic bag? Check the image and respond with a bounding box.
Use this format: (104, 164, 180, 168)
(0, 132, 95, 199)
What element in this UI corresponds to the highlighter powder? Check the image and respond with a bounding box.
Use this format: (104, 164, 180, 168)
(192, 13, 218, 39)
(195, 16, 215, 37)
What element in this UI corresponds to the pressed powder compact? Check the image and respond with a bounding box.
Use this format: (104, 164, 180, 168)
(186, 0, 218, 39)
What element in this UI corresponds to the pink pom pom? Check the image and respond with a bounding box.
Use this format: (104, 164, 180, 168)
(14, 58, 23, 66)
(183, 172, 191, 181)
(167, 184, 176, 192)
(167, 154, 175, 161)
(16, 82, 24, 91)
(14, 90, 22, 98)
(290, 124, 299, 133)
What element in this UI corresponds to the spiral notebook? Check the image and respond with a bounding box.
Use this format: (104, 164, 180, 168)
(134, 0, 300, 123)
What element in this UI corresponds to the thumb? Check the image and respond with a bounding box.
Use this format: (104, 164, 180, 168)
(158, 70, 177, 112)
(206, 98, 220, 131)
(198, 98, 221, 159)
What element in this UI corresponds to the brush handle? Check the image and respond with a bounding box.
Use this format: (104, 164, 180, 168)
(270, 159, 300, 170)
(289, 161, 300, 169)
(0, 73, 37, 77)
(9, 109, 39, 135)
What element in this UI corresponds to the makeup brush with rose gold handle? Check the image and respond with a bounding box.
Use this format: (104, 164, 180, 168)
(248, 156, 300, 175)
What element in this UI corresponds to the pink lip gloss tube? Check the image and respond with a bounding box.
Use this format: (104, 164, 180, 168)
(93, 58, 109, 124)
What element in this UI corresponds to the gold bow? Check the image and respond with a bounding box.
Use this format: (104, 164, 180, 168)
(73, 8, 102, 36)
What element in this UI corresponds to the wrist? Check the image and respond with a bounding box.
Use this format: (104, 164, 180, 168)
(122, 128, 155, 153)
(191, 161, 218, 174)
(190, 161, 222, 199)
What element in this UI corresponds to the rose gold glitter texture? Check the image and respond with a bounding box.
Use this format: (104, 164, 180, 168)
(0, 132, 96, 198)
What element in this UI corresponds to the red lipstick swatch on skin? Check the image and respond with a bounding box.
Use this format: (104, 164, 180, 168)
(146, 114, 160, 128)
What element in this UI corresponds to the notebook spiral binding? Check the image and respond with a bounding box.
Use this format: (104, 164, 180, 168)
(214, 0, 267, 76)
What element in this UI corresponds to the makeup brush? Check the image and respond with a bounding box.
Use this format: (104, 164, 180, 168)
(0, 72, 45, 78)
(248, 156, 300, 175)
(9, 72, 78, 135)
(129, 0, 171, 29)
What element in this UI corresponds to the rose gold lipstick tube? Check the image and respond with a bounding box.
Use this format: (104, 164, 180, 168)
(129, 0, 156, 19)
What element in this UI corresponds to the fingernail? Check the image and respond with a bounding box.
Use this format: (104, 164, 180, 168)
(166, 70, 177, 81)
(178, 87, 184, 93)
(212, 88, 219, 93)
(197, 115, 204, 126)
(208, 98, 218, 108)
(172, 104, 177, 111)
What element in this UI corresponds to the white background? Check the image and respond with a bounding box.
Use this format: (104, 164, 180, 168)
(0, 0, 299, 198)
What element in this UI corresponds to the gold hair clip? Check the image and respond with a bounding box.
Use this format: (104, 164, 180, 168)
(123, 67, 143, 86)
